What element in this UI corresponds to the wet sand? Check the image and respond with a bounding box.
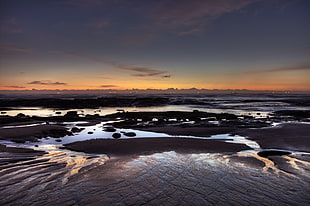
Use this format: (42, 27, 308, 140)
(1, 150, 309, 206)
(64, 137, 250, 157)
(1, 114, 310, 205)
(236, 123, 310, 152)
(0, 124, 72, 142)
(0, 144, 45, 154)
(133, 123, 310, 152)
(0, 144, 46, 169)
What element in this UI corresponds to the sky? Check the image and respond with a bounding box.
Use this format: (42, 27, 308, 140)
(0, 0, 309, 91)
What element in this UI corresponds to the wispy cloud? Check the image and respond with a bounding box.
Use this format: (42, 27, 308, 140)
(0, 18, 24, 34)
(122, 34, 155, 46)
(162, 74, 171, 78)
(177, 28, 202, 36)
(28, 80, 67, 85)
(116, 65, 171, 78)
(118, 0, 258, 45)
(49, 50, 171, 78)
(59, 0, 110, 7)
(100, 85, 118, 88)
(49, 50, 107, 64)
(249, 64, 310, 74)
(91, 19, 109, 29)
(4, 85, 26, 89)
(1, 28, 23, 34)
(0, 42, 32, 53)
(150, 0, 259, 36)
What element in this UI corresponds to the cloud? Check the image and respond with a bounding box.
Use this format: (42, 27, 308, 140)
(28, 81, 67, 85)
(49, 50, 171, 78)
(148, 0, 259, 36)
(4, 85, 26, 89)
(91, 19, 109, 29)
(59, 0, 111, 7)
(0, 18, 24, 34)
(100, 85, 118, 88)
(122, 34, 155, 46)
(0, 42, 32, 53)
(177, 28, 202, 36)
(117, 0, 258, 45)
(3, 18, 16, 25)
(1, 28, 24, 34)
(249, 64, 310, 74)
(115, 65, 171, 78)
(49, 50, 106, 64)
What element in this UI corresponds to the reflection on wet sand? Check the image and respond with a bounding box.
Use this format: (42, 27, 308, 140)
(0, 149, 108, 205)
(236, 150, 310, 176)
(45, 151, 108, 184)
(1, 149, 309, 205)
(284, 155, 310, 171)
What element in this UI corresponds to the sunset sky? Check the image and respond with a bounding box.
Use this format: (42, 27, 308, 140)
(0, 0, 309, 91)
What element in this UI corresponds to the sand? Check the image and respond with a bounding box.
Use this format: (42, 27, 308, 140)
(0, 124, 72, 142)
(236, 123, 310, 152)
(131, 123, 310, 152)
(64, 137, 250, 157)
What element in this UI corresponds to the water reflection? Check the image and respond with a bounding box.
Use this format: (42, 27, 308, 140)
(1, 105, 271, 118)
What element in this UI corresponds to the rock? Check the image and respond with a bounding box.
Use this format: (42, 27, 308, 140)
(103, 127, 116, 132)
(11, 139, 26, 143)
(112, 133, 121, 139)
(64, 111, 79, 118)
(55, 139, 62, 142)
(49, 129, 73, 138)
(55, 111, 61, 114)
(88, 131, 94, 134)
(124, 132, 136, 137)
(71, 127, 84, 133)
(16, 113, 26, 118)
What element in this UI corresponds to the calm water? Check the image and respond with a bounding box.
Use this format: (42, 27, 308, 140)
(0, 105, 272, 118)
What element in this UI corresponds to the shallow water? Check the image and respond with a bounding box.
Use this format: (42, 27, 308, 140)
(12, 121, 260, 150)
(0, 104, 272, 118)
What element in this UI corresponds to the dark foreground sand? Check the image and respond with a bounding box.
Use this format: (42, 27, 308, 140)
(64, 137, 250, 157)
(1, 148, 309, 206)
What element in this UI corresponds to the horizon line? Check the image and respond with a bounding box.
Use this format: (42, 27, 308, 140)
(0, 88, 309, 93)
